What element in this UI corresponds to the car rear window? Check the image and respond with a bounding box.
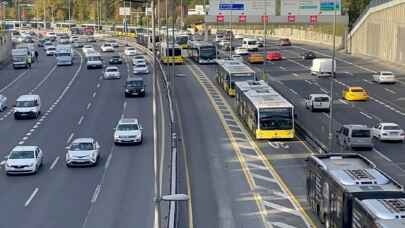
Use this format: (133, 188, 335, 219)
(106, 68, 118, 72)
(314, 97, 329, 102)
(351, 89, 365, 92)
(383, 125, 400, 130)
(351, 129, 371, 138)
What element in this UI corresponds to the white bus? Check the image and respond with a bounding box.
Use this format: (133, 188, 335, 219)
(235, 80, 295, 139)
(188, 41, 216, 64)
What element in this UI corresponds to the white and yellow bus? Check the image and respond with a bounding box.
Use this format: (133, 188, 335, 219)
(216, 59, 256, 96)
(235, 80, 295, 140)
(160, 42, 184, 64)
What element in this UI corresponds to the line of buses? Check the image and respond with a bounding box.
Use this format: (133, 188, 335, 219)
(135, 33, 295, 140)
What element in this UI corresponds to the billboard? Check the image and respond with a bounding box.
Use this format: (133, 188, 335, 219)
(208, 0, 341, 16)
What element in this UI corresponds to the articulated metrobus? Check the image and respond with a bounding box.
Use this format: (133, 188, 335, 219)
(235, 80, 295, 139)
(188, 41, 216, 64)
(175, 34, 191, 49)
(216, 59, 256, 96)
(160, 43, 184, 64)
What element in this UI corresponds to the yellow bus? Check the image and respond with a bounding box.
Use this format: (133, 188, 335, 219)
(235, 80, 295, 140)
(216, 60, 256, 96)
(176, 34, 191, 49)
(160, 42, 184, 64)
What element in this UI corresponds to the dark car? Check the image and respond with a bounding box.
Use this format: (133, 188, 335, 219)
(280, 38, 291, 46)
(109, 55, 123, 64)
(125, 77, 145, 97)
(302, 51, 316, 60)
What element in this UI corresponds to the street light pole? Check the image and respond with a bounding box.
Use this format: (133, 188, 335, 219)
(263, 0, 268, 81)
(203, 0, 208, 41)
(328, 0, 337, 153)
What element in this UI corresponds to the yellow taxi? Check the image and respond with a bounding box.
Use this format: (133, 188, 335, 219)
(247, 53, 265, 64)
(342, 86, 369, 101)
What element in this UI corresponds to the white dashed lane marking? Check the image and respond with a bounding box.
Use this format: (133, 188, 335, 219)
(24, 187, 39, 207)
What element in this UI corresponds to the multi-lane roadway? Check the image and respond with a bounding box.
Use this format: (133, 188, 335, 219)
(0, 38, 168, 228)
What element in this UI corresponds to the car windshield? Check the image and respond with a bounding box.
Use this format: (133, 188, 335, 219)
(259, 108, 293, 130)
(88, 56, 101, 61)
(70, 143, 94, 151)
(314, 97, 329, 102)
(16, 100, 36, 107)
(104, 44, 112, 47)
(351, 129, 371, 138)
(117, 124, 139, 131)
(384, 125, 401, 130)
(127, 48, 135, 51)
(136, 64, 146, 68)
(9, 150, 35, 159)
(134, 56, 144, 59)
(127, 80, 143, 86)
(47, 47, 56, 51)
(248, 41, 256, 45)
(112, 56, 120, 59)
(381, 72, 393, 76)
(351, 89, 365, 93)
(106, 68, 118, 72)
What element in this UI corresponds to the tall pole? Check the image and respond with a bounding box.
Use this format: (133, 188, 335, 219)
(68, 0, 71, 25)
(43, 0, 46, 29)
(328, 0, 337, 153)
(263, 0, 268, 80)
(203, 0, 208, 41)
(180, 0, 183, 30)
(229, 0, 232, 58)
(157, 0, 160, 31)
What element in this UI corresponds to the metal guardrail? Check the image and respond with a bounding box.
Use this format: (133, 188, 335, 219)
(351, 0, 394, 29)
(128, 38, 178, 228)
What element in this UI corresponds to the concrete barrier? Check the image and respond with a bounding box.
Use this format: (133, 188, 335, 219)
(0, 32, 11, 67)
(211, 26, 345, 49)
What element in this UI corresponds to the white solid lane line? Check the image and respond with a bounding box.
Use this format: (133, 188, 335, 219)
(104, 152, 112, 170)
(320, 88, 328, 93)
(360, 112, 373, 119)
(0, 70, 28, 93)
(92, 92, 97, 98)
(25, 187, 39, 207)
(288, 88, 299, 95)
(49, 156, 60, 170)
(374, 149, 393, 162)
(339, 99, 349, 105)
(384, 88, 396, 94)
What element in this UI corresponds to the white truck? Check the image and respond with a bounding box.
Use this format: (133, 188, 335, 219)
(310, 58, 336, 77)
(372, 71, 396, 84)
(11, 48, 29, 69)
(56, 45, 74, 66)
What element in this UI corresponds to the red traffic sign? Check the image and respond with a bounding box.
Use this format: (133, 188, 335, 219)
(217, 14, 224, 23)
(239, 14, 246, 23)
(261, 15, 269, 23)
(309, 15, 318, 24)
(288, 15, 296, 23)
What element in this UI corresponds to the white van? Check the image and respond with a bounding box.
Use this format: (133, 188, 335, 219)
(86, 53, 103, 69)
(14, 95, 41, 119)
(310, 58, 336, 77)
(242, 38, 258, 51)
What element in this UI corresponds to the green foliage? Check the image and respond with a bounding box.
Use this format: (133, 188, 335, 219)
(342, 0, 371, 28)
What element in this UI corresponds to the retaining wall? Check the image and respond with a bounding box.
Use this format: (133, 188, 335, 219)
(0, 32, 11, 66)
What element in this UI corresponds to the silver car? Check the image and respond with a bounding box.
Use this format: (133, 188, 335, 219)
(305, 94, 330, 112)
(65, 138, 100, 167)
(336, 124, 373, 150)
(133, 63, 149, 74)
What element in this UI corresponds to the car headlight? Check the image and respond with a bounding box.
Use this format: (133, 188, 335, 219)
(28, 163, 35, 167)
(6, 163, 12, 168)
(140, 88, 145, 92)
(125, 89, 130, 92)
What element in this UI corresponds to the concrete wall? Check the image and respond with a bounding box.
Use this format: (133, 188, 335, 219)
(0, 32, 11, 66)
(211, 26, 344, 48)
(348, 0, 405, 64)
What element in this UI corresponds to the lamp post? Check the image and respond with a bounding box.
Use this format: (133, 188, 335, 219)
(263, 0, 268, 81)
(1, 1, 7, 30)
(328, 0, 338, 153)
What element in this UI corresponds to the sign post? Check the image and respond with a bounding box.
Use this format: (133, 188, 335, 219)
(239, 14, 246, 23)
(309, 15, 318, 24)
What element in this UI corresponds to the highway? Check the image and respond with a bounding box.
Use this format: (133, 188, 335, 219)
(0, 38, 168, 228)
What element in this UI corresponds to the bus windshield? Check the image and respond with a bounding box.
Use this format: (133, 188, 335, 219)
(176, 36, 188, 45)
(166, 48, 182, 56)
(259, 108, 293, 130)
(199, 47, 216, 60)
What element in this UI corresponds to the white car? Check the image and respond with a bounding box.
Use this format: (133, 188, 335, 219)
(234, 34, 244, 39)
(114, 118, 143, 144)
(305, 94, 330, 112)
(132, 55, 146, 65)
(101, 43, 114, 52)
(103, 66, 121, 79)
(231, 54, 243, 62)
(133, 63, 149, 74)
(235, 47, 248, 55)
(45, 46, 56, 56)
(66, 138, 100, 167)
(372, 122, 405, 142)
(125, 47, 137, 56)
(82, 45, 94, 54)
(372, 71, 396, 84)
(5, 146, 43, 175)
(0, 95, 7, 111)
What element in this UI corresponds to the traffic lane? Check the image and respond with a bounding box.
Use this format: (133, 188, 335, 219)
(79, 67, 155, 228)
(0, 59, 82, 163)
(14, 63, 125, 228)
(175, 64, 264, 228)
